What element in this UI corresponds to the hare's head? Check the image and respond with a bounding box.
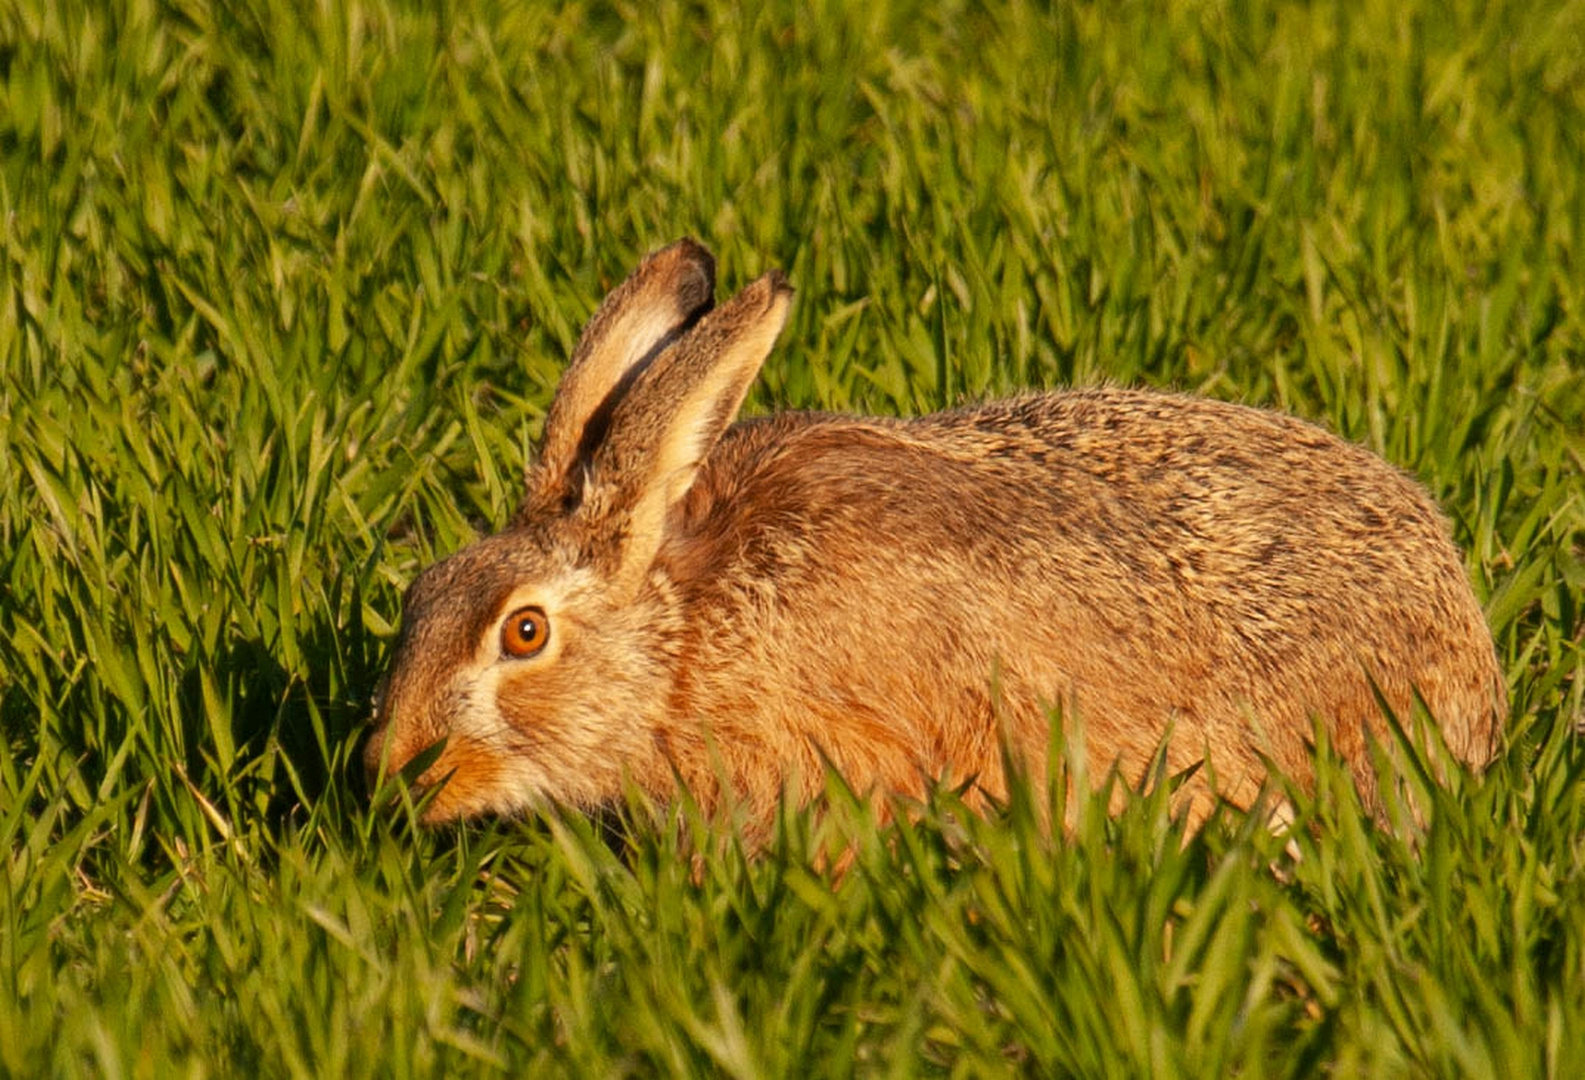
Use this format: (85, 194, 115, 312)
(363, 240, 792, 820)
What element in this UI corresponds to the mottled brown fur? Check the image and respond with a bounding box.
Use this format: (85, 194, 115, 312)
(364, 240, 1505, 829)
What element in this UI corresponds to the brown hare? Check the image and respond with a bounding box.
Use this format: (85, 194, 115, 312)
(363, 239, 1505, 828)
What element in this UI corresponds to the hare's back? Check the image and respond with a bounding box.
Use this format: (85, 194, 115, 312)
(905, 388, 1453, 581)
(705, 387, 1464, 604)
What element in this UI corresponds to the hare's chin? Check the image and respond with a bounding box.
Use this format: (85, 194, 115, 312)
(413, 745, 548, 822)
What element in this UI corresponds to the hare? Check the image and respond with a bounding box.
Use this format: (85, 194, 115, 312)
(363, 238, 1505, 828)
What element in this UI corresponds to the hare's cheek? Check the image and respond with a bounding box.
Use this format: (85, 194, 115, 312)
(492, 670, 572, 741)
(443, 666, 516, 743)
(491, 670, 628, 764)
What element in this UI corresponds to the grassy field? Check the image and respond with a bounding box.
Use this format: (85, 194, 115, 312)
(2, 0, 1583, 1074)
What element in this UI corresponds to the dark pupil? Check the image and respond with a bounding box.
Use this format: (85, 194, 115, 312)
(517, 616, 538, 641)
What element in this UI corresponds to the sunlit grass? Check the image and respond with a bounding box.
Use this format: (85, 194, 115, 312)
(1, 0, 1582, 1074)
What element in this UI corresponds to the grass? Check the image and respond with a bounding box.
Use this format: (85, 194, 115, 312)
(1, 0, 1582, 1074)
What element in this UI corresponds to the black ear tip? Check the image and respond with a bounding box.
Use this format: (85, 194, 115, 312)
(658, 238, 716, 310)
(762, 269, 794, 300)
(665, 237, 716, 274)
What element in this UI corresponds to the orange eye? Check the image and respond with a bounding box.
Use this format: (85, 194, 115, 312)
(500, 605, 550, 658)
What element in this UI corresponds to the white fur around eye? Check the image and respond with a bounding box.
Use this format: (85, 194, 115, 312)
(458, 665, 504, 722)
(470, 566, 604, 676)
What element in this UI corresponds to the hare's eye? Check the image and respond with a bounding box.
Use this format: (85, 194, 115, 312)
(500, 606, 550, 658)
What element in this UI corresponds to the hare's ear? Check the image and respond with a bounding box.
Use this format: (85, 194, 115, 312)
(525, 239, 716, 514)
(580, 270, 793, 596)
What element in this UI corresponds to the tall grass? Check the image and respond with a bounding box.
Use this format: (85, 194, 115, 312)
(1, 0, 1581, 1074)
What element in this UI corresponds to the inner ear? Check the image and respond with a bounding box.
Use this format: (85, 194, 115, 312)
(560, 307, 712, 512)
(524, 239, 717, 519)
(586, 271, 794, 597)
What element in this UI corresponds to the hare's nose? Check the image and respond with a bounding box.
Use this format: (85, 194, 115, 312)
(362, 725, 388, 786)
(361, 686, 386, 779)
